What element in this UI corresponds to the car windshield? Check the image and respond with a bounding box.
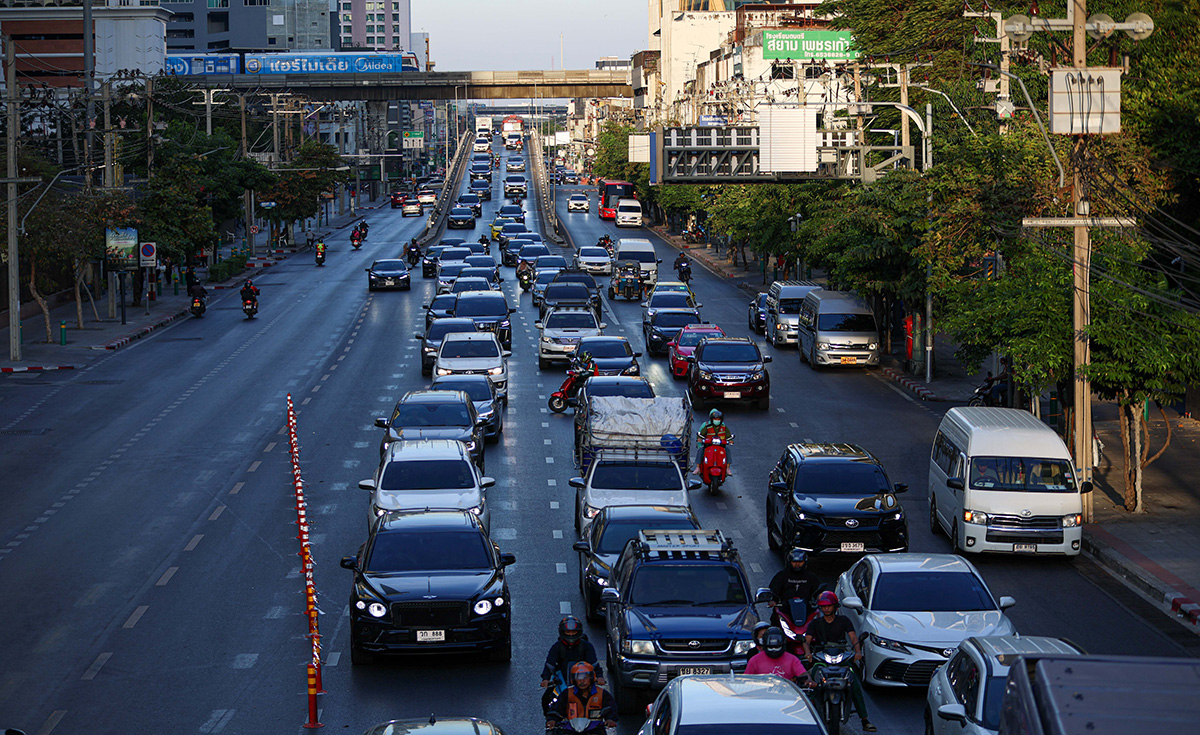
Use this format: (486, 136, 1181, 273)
(373, 260, 405, 271)
(538, 257, 568, 269)
(582, 341, 630, 358)
(579, 247, 608, 258)
(546, 285, 589, 300)
(817, 313, 877, 332)
(451, 279, 490, 293)
(795, 462, 889, 495)
(459, 195, 479, 203)
(439, 264, 467, 278)
(590, 462, 680, 490)
(427, 323, 474, 341)
(620, 250, 657, 264)
(629, 565, 747, 606)
(778, 298, 804, 314)
(366, 530, 492, 572)
(521, 246, 551, 258)
(555, 273, 598, 288)
(451, 208, 472, 216)
(465, 258, 495, 268)
(587, 382, 654, 399)
(700, 343, 761, 363)
(441, 339, 500, 358)
(460, 269, 495, 280)
(677, 330, 719, 347)
(969, 457, 1077, 492)
(435, 379, 492, 402)
(655, 313, 700, 329)
(425, 246, 445, 260)
(454, 298, 506, 317)
(546, 312, 597, 329)
(393, 401, 471, 427)
(571, 195, 587, 201)
(380, 459, 475, 490)
(650, 293, 691, 308)
(871, 571, 996, 612)
(430, 295, 456, 311)
(618, 205, 640, 213)
(597, 519, 698, 554)
(536, 271, 560, 285)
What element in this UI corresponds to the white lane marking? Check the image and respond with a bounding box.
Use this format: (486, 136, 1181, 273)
(247, 461, 262, 472)
(343, 460, 361, 468)
(264, 606, 287, 619)
(156, 567, 179, 586)
(37, 710, 66, 735)
(123, 606, 149, 629)
(548, 479, 557, 486)
(560, 601, 572, 614)
(542, 422, 550, 428)
(229, 482, 244, 495)
(311, 385, 321, 393)
(776, 408, 785, 413)
(789, 422, 798, 428)
(199, 709, 236, 733)
(326, 652, 341, 667)
(354, 441, 370, 448)
(81, 652, 112, 680)
(263, 442, 276, 453)
(231, 653, 258, 669)
(185, 534, 204, 551)
(556, 563, 568, 574)
(544, 439, 552, 445)
(873, 373, 923, 405)
(545, 457, 554, 464)
(301, 397, 312, 405)
(208, 506, 226, 521)
(331, 482, 349, 491)
(553, 530, 563, 539)
(550, 501, 560, 509)
(716, 502, 727, 509)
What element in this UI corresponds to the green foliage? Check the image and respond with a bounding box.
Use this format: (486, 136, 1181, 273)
(259, 141, 349, 226)
(141, 153, 218, 263)
(208, 254, 249, 283)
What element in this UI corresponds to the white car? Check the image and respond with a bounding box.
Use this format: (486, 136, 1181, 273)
(472, 138, 490, 152)
(572, 451, 695, 534)
(574, 246, 612, 275)
(417, 190, 437, 205)
(834, 554, 1017, 687)
(567, 193, 589, 212)
(536, 307, 605, 370)
(434, 331, 510, 399)
(359, 439, 495, 529)
(925, 636, 1082, 735)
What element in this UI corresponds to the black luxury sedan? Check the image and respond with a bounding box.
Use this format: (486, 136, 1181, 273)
(365, 259, 411, 291)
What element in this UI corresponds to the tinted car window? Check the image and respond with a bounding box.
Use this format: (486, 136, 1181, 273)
(366, 530, 491, 572)
(620, 250, 657, 264)
(450, 208, 473, 216)
(546, 312, 597, 329)
(439, 264, 467, 278)
(373, 260, 406, 270)
(427, 322, 475, 341)
(434, 379, 492, 401)
(699, 343, 761, 363)
(677, 331, 717, 347)
(545, 284, 589, 300)
(777, 298, 804, 314)
(441, 248, 472, 261)
(455, 297, 507, 317)
(817, 313, 877, 331)
(795, 463, 889, 495)
(520, 245, 552, 259)
(650, 293, 692, 308)
(586, 382, 654, 399)
(393, 402, 471, 427)
(429, 295, 457, 311)
(870, 572, 995, 612)
(579, 247, 608, 258)
(381, 460, 475, 490)
(582, 340, 631, 358)
(442, 339, 500, 358)
(629, 565, 747, 605)
(654, 312, 701, 328)
(597, 518, 697, 554)
(590, 462, 679, 490)
(536, 271, 560, 286)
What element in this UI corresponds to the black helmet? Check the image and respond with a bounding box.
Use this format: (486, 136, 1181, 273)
(559, 615, 583, 646)
(763, 627, 786, 659)
(787, 548, 808, 568)
(752, 621, 771, 644)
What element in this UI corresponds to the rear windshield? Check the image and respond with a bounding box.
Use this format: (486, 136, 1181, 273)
(441, 339, 500, 359)
(451, 279, 490, 293)
(454, 297, 507, 317)
(699, 343, 761, 363)
(817, 313, 877, 332)
(439, 264, 467, 277)
(427, 322, 476, 341)
(545, 285, 589, 299)
(536, 271, 560, 285)
(650, 293, 692, 308)
(441, 248, 472, 261)
(429, 295, 457, 310)
(392, 401, 471, 427)
(366, 530, 491, 572)
(546, 312, 597, 329)
(459, 195, 480, 203)
(629, 565, 747, 606)
(537, 257, 569, 269)
(654, 313, 701, 328)
(380, 459, 475, 490)
(555, 273, 598, 288)
(460, 269, 495, 280)
(870, 572, 995, 612)
(618, 249, 657, 264)
(502, 225, 527, 234)
(677, 330, 719, 347)
(433, 379, 492, 401)
(795, 462, 890, 495)
(520, 246, 552, 258)
(581, 340, 630, 358)
(587, 382, 654, 399)
(590, 462, 680, 491)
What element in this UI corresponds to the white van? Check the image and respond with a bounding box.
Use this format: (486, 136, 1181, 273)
(796, 290, 880, 367)
(928, 407, 1090, 556)
(613, 238, 660, 285)
(764, 280, 822, 347)
(615, 198, 643, 228)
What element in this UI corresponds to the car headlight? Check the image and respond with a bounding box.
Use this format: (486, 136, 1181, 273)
(868, 634, 912, 654)
(623, 365, 639, 375)
(891, 511, 904, 521)
(750, 370, 765, 380)
(374, 506, 387, 517)
(793, 510, 807, 521)
(436, 368, 452, 376)
(622, 640, 654, 656)
(488, 366, 504, 376)
(473, 599, 493, 615)
(775, 323, 787, 330)
(964, 509, 989, 525)
(1062, 513, 1082, 528)
(734, 639, 755, 655)
(595, 576, 609, 587)
(817, 342, 831, 350)
(466, 440, 477, 451)
(868, 342, 879, 350)
(423, 346, 435, 354)
(584, 504, 600, 519)
(477, 409, 495, 420)
(499, 320, 511, 328)
(367, 602, 388, 618)
(469, 505, 483, 516)
(699, 370, 714, 381)
(494, 596, 505, 607)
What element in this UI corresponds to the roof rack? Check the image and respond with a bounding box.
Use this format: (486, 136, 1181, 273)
(635, 529, 735, 561)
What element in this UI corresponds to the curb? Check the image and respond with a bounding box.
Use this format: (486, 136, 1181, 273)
(1, 365, 77, 373)
(103, 309, 189, 351)
(1083, 527, 1200, 627)
(881, 367, 941, 401)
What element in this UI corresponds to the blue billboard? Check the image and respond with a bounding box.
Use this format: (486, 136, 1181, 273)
(165, 54, 241, 75)
(242, 53, 419, 75)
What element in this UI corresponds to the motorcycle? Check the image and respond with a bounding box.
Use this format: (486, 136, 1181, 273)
(351, 235, 362, 250)
(808, 646, 856, 735)
(597, 236, 614, 256)
(968, 371, 1004, 407)
(518, 268, 535, 291)
(242, 299, 258, 319)
(677, 262, 693, 283)
(697, 433, 732, 495)
(190, 296, 206, 317)
(406, 246, 421, 267)
(315, 247, 326, 266)
(359, 220, 369, 238)
(548, 363, 595, 413)
(548, 718, 611, 735)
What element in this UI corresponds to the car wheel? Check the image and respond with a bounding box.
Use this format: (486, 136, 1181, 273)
(477, 453, 485, 475)
(951, 518, 962, 554)
(367, 285, 375, 292)
(757, 394, 770, 411)
(609, 659, 638, 715)
(766, 502, 781, 550)
(583, 583, 602, 624)
(538, 356, 549, 370)
(574, 498, 582, 534)
(929, 496, 943, 537)
(690, 390, 705, 410)
(421, 362, 432, 377)
(488, 635, 512, 663)
(808, 343, 820, 370)
(749, 309, 755, 331)
(767, 323, 777, 346)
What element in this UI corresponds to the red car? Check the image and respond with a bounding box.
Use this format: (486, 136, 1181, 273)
(667, 324, 726, 379)
(390, 192, 407, 208)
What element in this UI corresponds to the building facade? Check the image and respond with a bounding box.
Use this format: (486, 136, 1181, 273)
(333, 0, 409, 52)
(163, 0, 330, 53)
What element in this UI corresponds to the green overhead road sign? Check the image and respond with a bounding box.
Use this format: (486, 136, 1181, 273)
(402, 131, 425, 150)
(762, 30, 859, 61)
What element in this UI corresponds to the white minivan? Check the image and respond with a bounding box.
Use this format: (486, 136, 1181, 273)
(928, 407, 1090, 556)
(615, 198, 643, 228)
(613, 237, 660, 285)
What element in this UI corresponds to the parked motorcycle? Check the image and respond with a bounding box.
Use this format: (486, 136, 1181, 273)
(190, 296, 206, 317)
(697, 433, 732, 495)
(242, 299, 258, 319)
(808, 646, 856, 735)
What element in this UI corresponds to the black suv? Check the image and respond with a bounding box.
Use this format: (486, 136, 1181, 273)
(643, 308, 703, 355)
(375, 389, 485, 469)
(451, 292, 515, 349)
(602, 529, 758, 713)
(765, 442, 909, 557)
(340, 510, 515, 664)
(575, 336, 642, 376)
(456, 194, 483, 217)
(686, 337, 772, 411)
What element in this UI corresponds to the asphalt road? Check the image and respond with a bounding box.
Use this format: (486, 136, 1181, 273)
(0, 140, 1192, 735)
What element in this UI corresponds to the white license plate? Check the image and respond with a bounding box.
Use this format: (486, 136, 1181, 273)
(1013, 543, 1037, 553)
(840, 356, 858, 365)
(840, 542, 865, 552)
(416, 630, 445, 643)
(723, 391, 742, 399)
(678, 667, 711, 676)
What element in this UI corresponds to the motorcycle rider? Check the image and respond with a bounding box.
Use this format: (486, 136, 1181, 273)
(545, 662, 617, 732)
(315, 239, 326, 260)
(694, 408, 733, 474)
(240, 279, 260, 308)
(802, 591, 875, 733)
(986, 357, 1010, 406)
(745, 626, 808, 682)
(751, 620, 772, 654)
(541, 617, 606, 716)
(673, 252, 690, 271)
(478, 234, 490, 248)
(358, 219, 369, 238)
(189, 281, 209, 304)
(516, 257, 535, 286)
(768, 549, 820, 623)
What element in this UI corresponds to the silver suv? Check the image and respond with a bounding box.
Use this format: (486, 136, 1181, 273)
(536, 306, 606, 370)
(434, 332, 510, 400)
(359, 439, 495, 529)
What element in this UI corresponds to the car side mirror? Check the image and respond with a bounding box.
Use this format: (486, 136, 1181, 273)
(413, 334, 424, 340)
(841, 596, 864, 612)
(685, 355, 696, 362)
(422, 304, 430, 309)
(599, 323, 608, 330)
(633, 352, 643, 358)
(999, 595, 1017, 610)
(601, 588, 621, 603)
(893, 483, 909, 494)
(499, 552, 517, 567)
(656, 258, 663, 264)
(374, 417, 389, 429)
(475, 417, 488, 426)
(666, 342, 676, 349)
(947, 477, 965, 490)
(502, 351, 512, 358)
(755, 587, 777, 604)
(535, 322, 544, 329)
(573, 540, 589, 553)
(937, 704, 967, 724)
(339, 556, 358, 570)
(770, 480, 788, 493)
(568, 477, 586, 489)
(695, 303, 703, 308)
(364, 268, 370, 272)
(358, 479, 376, 491)
(640, 301, 648, 307)
(481, 477, 497, 488)
(1080, 480, 1094, 494)
(688, 478, 702, 491)
(762, 355, 773, 363)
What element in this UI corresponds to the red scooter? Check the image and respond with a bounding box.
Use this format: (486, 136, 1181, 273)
(773, 599, 819, 655)
(698, 434, 732, 494)
(548, 362, 596, 413)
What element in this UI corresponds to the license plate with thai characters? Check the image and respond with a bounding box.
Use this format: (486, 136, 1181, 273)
(416, 630, 445, 643)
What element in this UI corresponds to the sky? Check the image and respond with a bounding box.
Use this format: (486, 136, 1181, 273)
(412, 0, 648, 72)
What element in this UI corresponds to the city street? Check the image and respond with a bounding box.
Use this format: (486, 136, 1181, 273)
(0, 142, 1191, 735)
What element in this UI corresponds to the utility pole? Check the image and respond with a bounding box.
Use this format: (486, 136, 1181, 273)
(83, 0, 95, 177)
(102, 80, 113, 188)
(192, 88, 225, 137)
(146, 77, 155, 174)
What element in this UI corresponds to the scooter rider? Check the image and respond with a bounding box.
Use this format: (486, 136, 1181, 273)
(478, 234, 490, 247)
(694, 408, 733, 473)
(516, 257, 535, 284)
(768, 549, 820, 623)
(541, 616, 605, 715)
(240, 279, 260, 307)
(315, 239, 326, 260)
(189, 281, 208, 303)
(745, 626, 809, 682)
(546, 663, 617, 731)
(802, 591, 875, 733)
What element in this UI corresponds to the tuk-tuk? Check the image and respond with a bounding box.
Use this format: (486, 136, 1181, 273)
(609, 260, 643, 300)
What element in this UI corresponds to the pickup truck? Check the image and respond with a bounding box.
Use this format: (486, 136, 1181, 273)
(573, 395, 691, 472)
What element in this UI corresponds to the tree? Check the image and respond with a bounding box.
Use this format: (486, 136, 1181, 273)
(258, 142, 348, 236)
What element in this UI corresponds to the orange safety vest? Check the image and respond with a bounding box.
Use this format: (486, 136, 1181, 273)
(565, 686, 607, 720)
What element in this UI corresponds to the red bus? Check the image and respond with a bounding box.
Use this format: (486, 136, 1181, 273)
(597, 179, 636, 219)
